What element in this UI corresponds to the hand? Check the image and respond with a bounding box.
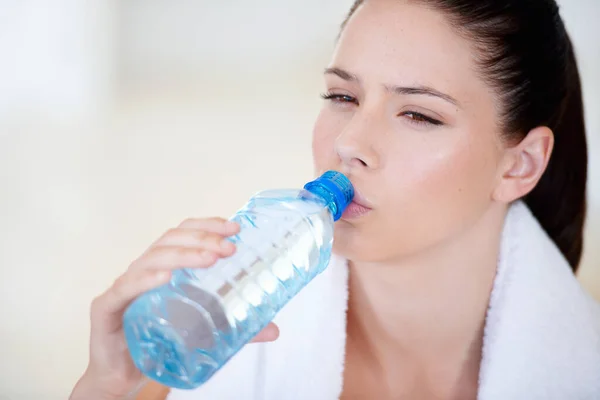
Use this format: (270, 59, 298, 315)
(70, 217, 280, 400)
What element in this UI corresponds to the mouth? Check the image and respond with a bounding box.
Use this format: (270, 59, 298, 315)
(341, 186, 373, 220)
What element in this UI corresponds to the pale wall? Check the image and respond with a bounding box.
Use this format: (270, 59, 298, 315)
(0, 1, 598, 399)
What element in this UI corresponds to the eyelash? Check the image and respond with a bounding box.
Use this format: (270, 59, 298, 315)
(320, 92, 444, 127)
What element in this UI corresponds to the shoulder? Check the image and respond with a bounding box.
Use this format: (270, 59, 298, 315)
(478, 201, 600, 399)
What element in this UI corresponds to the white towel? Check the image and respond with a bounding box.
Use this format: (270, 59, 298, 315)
(168, 201, 600, 400)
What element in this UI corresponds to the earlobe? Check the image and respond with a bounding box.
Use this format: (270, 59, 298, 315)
(493, 127, 554, 203)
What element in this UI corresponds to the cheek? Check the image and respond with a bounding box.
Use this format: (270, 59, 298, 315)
(371, 129, 500, 257)
(397, 133, 496, 204)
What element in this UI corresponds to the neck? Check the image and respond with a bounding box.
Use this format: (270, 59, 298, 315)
(346, 204, 507, 397)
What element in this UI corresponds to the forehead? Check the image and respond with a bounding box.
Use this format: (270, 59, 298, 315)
(333, 0, 483, 102)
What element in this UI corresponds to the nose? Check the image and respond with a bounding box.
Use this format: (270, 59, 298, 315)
(334, 116, 380, 170)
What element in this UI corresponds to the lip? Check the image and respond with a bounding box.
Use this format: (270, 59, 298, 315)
(351, 187, 373, 209)
(341, 186, 373, 220)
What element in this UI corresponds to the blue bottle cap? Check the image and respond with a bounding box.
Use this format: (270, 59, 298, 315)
(304, 171, 354, 221)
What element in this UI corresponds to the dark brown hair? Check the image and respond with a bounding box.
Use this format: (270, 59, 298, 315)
(342, 0, 588, 272)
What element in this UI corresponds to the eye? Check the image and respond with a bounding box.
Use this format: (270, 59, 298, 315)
(400, 111, 443, 126)
(320, 92, 358, 105)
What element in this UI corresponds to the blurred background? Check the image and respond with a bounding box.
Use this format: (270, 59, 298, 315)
(0, 1, 598, 399)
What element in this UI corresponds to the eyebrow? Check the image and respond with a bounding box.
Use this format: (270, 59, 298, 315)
(324, 67, 460, 107)
(324, 67, 359, 82)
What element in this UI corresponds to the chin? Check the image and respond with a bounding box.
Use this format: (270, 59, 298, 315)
(331, 222, 378, 262)
(332, 221, 419, 264)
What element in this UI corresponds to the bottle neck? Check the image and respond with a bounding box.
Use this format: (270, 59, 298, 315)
(303, 171, 354, 221)
(305, 184, 340, 220)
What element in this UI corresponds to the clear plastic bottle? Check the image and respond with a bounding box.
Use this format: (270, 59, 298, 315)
(123, 171, 354, 389)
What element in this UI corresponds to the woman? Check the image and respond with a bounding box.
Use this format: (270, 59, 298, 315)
(70, 0, 600, 399)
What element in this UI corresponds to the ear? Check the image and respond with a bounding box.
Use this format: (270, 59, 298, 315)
(492, 126, 554, 203)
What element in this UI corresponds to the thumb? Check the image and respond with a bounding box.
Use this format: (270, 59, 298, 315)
(251, 322, 279, 343)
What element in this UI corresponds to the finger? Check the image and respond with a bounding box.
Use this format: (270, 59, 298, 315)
(130, 246, 219, 271)
(91, 269, 172, 332)
(250, 323, 280, 343)
(178, 217, 240, 235)
(151, 229, 236, 256)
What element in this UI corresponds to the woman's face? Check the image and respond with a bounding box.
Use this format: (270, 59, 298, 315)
(312, 0, 507, 263)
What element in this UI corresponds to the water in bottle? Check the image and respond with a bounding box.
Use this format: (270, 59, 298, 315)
(123, 171, 354, 389)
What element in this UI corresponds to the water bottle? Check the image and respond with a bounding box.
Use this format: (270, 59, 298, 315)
(123, 171, 354, 389)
